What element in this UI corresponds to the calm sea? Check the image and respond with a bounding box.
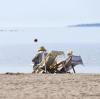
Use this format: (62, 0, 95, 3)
(0, 27, 100, 73)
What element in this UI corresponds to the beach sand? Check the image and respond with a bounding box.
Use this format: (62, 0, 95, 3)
(0, 73, 100, 99)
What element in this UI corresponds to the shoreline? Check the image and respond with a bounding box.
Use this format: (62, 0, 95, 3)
(1, 72, 100, 75)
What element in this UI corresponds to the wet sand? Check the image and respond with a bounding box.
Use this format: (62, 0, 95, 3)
(0, 73, 100, 99)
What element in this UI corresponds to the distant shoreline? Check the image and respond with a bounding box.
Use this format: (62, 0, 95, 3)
(68, 23, 100, 27)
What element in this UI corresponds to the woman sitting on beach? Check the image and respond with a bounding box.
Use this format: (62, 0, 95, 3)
(32, 46, 48, 71)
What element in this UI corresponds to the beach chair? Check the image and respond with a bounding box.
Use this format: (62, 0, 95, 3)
(55, 55, 83, 73)
(33, 50, 65, 73)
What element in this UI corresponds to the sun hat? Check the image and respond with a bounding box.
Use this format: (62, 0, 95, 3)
(38, 46, 46, 52)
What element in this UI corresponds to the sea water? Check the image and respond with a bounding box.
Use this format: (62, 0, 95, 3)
(0, 27, 100, 73)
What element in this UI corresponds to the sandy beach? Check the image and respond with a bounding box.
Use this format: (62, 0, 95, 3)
(0, 73, 100, 99)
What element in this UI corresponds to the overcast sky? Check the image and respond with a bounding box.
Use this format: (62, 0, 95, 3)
(0, 0, 100, 27)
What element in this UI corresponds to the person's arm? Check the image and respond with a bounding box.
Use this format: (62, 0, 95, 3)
(32, 54, 39, 62)
(54, 56, 72, 67)
(54, 60, 65, 67)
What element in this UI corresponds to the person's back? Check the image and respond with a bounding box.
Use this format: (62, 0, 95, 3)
(32, 46, 47, 69)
